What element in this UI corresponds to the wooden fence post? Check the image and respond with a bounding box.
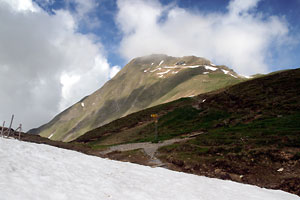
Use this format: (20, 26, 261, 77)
(7, 114, 14, 138)
(18, 124, 22, 140)
(1, 121, 5, 137)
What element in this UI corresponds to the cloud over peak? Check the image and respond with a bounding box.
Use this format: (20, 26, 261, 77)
(116, 0, 290, 75)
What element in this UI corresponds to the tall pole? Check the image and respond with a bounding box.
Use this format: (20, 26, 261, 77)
(155, 120, 158, 141)
(18, 124, 22, 140)
(151, 114, 159, 142)
(7, 114, 14, 137)
(1, 121, 5, 137)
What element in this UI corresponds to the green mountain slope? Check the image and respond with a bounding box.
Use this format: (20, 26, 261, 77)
(29, 54, 245, 141)
(75, 68, 300, 145)
(74, 68, 300, 196)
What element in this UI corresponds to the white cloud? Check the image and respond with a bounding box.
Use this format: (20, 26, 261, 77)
(59, 55, 111, 110)
(68, 0, 100, 30)
(116, 0, 290, 75)
(109, 65, 121, 79)
(227, 0, 260, 15)
(0, 0, 115, 130)
(72, 0, 96, 16)
(0, 0, 38, 11)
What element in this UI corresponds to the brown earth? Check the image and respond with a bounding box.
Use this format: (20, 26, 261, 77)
(104, 149, 152, 166)
(157, 141, 300, 196)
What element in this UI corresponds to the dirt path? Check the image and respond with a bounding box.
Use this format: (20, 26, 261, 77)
(99, 133, 203, 166)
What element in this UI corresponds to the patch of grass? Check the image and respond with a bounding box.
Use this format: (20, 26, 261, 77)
(159, 143, 180, 152)
(157, 112, 300, 168)
(195, 147, 210, 154)
(87, 142, 116, 150)
(199, 109, 231, 129)
(126, 107, 231, 143)
(120, 149, 145, 156)
(293, 152, 300, 160)
(193, 112, 300, 147)
(157, 107, 230, 138)
(159, 105, 200, 126)
(205, 73, 242, 91)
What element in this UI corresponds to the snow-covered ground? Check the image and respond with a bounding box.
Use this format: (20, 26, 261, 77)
(0, 138, 298, 200)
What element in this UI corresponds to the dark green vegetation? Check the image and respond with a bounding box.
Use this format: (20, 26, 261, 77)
(194, 113, 300, 147)
(75, 97, 197, 145)
(76, 68, 300, 146)
(74, 68, 300, 196)
(30, 54, 243, 142)
(157, 112, 300, 196)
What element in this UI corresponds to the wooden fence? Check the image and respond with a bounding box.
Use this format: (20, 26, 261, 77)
(1, 114, 22, 140)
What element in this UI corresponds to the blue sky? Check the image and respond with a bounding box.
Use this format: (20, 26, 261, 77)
(34, 0, 300, 71)
(0, 0, 299, 130)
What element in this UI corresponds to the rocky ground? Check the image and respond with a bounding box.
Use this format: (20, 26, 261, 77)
(100, 137, 193, 167)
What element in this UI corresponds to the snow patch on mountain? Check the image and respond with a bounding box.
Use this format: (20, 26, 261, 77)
(222, 69, 229, 74)
(163, 66, 179, 69)
(184, 65, 200, 69)
(229, 74, 238, 78)
(204, 66, 218, 71)
(150, 69, 159, 73)
(241, 75, 252, 79)
(157, 70, 171, 75)
(159, 60, 164, 66)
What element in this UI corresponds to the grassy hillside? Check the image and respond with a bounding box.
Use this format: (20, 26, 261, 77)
(76, 68, 300, 146)
(30, 54, 244, 141)
(74, 68, 300, 196)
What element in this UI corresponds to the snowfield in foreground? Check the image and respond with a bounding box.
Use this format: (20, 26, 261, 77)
(0, 138, 299, 200)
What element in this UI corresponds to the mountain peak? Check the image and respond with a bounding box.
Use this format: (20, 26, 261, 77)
(130, 54, 212, 67)
(30, 54, 245, 141)
(123, 54, 240, 80)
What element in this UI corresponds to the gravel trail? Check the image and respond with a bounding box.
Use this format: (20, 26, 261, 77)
(99, 134, 203, 166)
